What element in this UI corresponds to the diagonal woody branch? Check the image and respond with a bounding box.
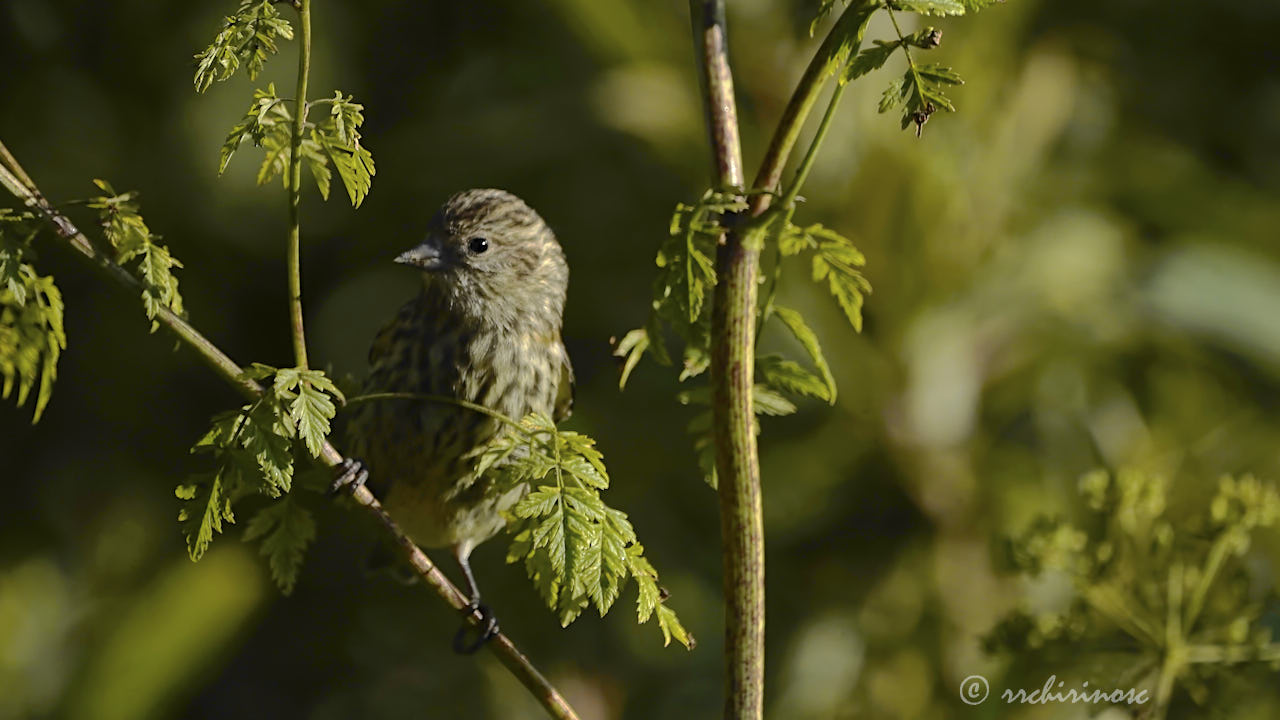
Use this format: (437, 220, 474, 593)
(0, 139, 580, 720)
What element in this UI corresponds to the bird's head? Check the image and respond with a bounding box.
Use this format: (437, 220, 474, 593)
(396, 188, 568, 327)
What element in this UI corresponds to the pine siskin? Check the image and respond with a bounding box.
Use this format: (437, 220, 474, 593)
(338, 188, 573, 651)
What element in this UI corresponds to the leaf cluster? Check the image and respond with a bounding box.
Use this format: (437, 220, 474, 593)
(0, 210, 65, 422)
(87, 180, 185, 331)
(988, 470, 1280, 702)
(475, 413, 693, 648)
(194, 0, 295, 93)
(811, 0, 1004, 135)
(219, 85, 376, 208)
(177, 363, 342, 593)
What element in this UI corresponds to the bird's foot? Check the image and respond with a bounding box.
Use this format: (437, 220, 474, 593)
(330, 458, 369, 496)
(452, 600, 500, 655)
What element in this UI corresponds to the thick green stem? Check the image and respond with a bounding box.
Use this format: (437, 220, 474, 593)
(689, 2, 762, 719)
(0, 140, 581, 720)
(286, 0, 312, 369)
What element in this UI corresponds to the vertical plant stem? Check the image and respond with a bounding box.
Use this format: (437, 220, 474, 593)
(691, 0, 745, 190)
(689, 3, 762, 719)
(685, 6, 879, 717)
(286, 0, 313, 369)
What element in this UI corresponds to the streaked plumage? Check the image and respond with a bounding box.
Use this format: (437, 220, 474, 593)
(345, 189, 572, 637)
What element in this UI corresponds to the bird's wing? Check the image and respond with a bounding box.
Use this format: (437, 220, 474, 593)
(553, 344, 575, 423)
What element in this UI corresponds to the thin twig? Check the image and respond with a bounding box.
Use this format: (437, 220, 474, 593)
(285, 0, 312, 369)
(0, 139, 581, 720)
(778, 79, 848, 208)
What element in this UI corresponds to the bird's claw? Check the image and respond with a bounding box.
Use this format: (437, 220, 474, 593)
(331, 458, 369, 496)
(452, 600, 500, 655)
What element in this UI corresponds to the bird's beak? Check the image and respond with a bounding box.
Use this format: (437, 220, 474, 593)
(395, 241, 445, 270)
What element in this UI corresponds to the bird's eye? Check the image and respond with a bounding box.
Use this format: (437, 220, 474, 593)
(467, 237, 489, 254)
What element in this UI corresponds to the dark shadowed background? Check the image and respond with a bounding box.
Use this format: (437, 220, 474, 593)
(3, 1, 1280, 718)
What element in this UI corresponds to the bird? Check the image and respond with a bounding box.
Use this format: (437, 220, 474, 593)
(335, 188, 573, 653)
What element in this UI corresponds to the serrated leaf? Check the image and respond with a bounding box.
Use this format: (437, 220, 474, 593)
(485, 411, 687, 642)
(177, 469, 238, 561)
(918, 63, 964, 86)
(194, 0, 294, 92)
(656, 604, 694, 649)
(302, 138, 331, 200)
(879, 77, 908, 113)
(753, 385, 798, 416)
(219, 85, 291, 175)
(629, 545, 660, 623)
(514, 486, 563, 520)
(842, 41, 899, 84)
(320, 133, 375, 208)
(242, 399, 294, 494)
(758, 355, 833, 403)
(773, 306, 839, 401)
(895, 0, 966, 16)
(290, 381, 335, 457)
(1, 266, 66, 422)
(243, 497, 316, 594)
(89, 181, 185, 330)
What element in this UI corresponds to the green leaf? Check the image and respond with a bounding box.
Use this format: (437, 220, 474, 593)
(490, 411, 689, 643)
(879, 77, 908, 113)
(842, 40, 899, 84)
(613, 328, 649, 390)
(960, 0, 1005, 10)
(0, 221, 37, 305)
(88, 181, 186, 331)
(918, 63, 964, 87)
(313, 92, 376, 207)
(659, 190, 745, 324)
(757, 354, 833, 403)
(302, 139, 331, 200)
(194, 0, 295, 93)
(625, 543, 694, 649)
(277, 368, 342, 457)
(655, 604, 694, 649)
(772, 305, 839, 401)
(753, 385, 798, 416)
(241, 398, 295, 494)
(177, 469, 238, 561)
(895, 0, 966, 16)
(219, 84, 292, 175)
(243, 497, 316, 594)
(629, 544, 660, 623)
(1, 264, 66, 422)
(811, 238, 872, 332)
(897, 63, 965, 132)
(257, 130, 292, 188)
(596, 508, 633, 615)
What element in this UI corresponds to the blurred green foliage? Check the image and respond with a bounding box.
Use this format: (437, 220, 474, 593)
(2, 0, 1280, 718)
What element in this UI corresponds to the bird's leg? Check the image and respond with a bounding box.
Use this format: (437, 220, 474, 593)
(452, 543, 500, 654)
(330, 458, 369, 496)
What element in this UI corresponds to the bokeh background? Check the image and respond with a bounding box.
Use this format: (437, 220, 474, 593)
(3, 0, 1280, 718)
